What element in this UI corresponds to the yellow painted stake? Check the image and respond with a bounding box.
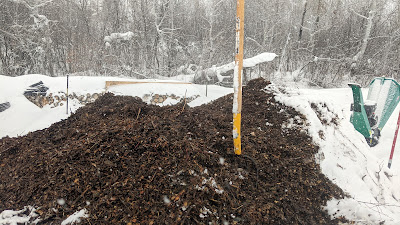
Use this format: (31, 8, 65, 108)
(233, 0, 245, 155)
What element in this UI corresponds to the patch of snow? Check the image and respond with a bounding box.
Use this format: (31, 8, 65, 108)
(104, 31, 135, 43)
(219, 157, 225, 165)
(162, 196, 171, 205)
(281, 117, 301, 129)
(57, 198, 66, 206)
(61, 209, 89, 225)
(266, 122, 273, 126)
(199, 207, 211, 218)
(0, 206, 38, 225)
(33, 14, 49, 29)
(272, 82, 400, 224)
(161, 97, 179, 106)
(196, 177, 224, 194)
(243, 52, 277, 68)
(217, 52, 277, 75)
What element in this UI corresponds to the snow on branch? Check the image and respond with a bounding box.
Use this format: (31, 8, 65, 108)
(350, 8, 368, 19)
(9, 0, 53, 11)
(0, 28, 19, 40)
(104, 32, 136, 44)
(216, 52, 277, 74)
(32, 14, 49, 29)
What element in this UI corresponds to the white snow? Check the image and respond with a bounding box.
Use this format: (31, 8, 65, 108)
(165, 52, 276, 84)
(108, 81, 196, 102)
(243, 52, 278, 68)
(271, 83, 400, 224)
(0, 75, 232, 138)
(162, 196, 171, 205)
(216, 52, 277, 75)
(61, 209, 88, 225)
(2, 74, 400, 224)
(0, 206, 38, 225)
(33, 14, 49, 29)
(104, 31, 135, 43)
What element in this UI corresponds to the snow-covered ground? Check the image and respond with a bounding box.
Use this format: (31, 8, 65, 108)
(273, 85, 400, 224)
(0, 74, 232, 138)
(1, 74, 400, 224)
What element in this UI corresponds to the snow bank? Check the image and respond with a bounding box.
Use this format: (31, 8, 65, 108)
(271, 84, 400, 224)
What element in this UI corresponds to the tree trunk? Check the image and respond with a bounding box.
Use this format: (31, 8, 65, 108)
(298, 1, 308, 41)
(381, 38, 392, 75)
(311, 0, 322, 55)
(353, 0, 376, 63)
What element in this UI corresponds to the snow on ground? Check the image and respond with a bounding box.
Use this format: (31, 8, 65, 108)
(61, 209, 89, 225)
(108, 81, 232, 107)
(0, 206, 39, 224)
(272, 84, 400, 224)
(1, 74, 400, 224)
(0, 75, 232, 138)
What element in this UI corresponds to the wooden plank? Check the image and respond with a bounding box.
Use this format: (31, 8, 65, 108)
(105, 81, 192, 90)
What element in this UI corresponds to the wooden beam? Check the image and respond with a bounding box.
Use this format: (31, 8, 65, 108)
(105, 81, 192, 90)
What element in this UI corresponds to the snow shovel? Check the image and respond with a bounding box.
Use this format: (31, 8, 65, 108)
(349, 77, 400, 147)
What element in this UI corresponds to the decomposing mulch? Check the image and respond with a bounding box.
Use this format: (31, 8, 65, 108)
(0, 78, 346, 224)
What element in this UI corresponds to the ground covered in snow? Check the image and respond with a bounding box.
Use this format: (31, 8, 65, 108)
(0, 74, 230, 138)
(0, 79, 346, 224)
(274, 85, 400, 224)
(1, 74, 400, 224)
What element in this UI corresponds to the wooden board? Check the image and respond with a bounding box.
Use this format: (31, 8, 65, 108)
(105, 81, 192, 90)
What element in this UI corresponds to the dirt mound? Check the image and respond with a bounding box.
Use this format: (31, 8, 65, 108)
(0, 78, 346, 224)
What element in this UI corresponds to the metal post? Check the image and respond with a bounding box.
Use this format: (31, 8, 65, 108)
(388, 110, 400, 168)
(233, 0, 245, 155)
(66, 74, 69, 114)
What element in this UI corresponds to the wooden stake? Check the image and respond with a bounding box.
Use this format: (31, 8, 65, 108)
(233, 0, 245, 155)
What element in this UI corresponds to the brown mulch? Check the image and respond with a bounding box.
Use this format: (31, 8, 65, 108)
(0, 78, 346, 224)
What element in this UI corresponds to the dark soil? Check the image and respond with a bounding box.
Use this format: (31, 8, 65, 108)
(0, 78, 346, 224)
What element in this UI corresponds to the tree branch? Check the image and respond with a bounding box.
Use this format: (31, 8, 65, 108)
(350, 8, 368, 19)
(0, 28, 19, 40)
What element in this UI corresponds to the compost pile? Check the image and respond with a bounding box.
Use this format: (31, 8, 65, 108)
(0, 78, 346, 224)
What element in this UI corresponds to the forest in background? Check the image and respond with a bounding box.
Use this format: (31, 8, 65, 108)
(1, 0, 400, 87)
